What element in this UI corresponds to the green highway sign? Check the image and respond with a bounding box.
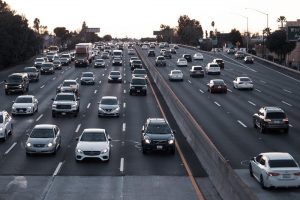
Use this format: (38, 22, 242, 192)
(287, 26, 300, 41)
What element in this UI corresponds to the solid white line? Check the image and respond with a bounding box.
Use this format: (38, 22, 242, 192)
(75, 124, 81, 133)
(199, 89, 204, 94)
(36, 114, 43, 122)
(53, 162, 63, 176)
(214, 101, 221, 107)
(87, 103, 91, 109)
(123, 89, 126, 94)
(248, 101, 256, 106)
(122, 123, 126, 132)
(237, 120, 247, 128)
(4, 142, 17, 155)
(283, 89, 292, 93)
(255, 88, 261, 93)
(282, 101, 292, 107)
(94, 90, 97, 94)
(120, 158, 124, 172)
(123, 102, 126, 109)
(227, 89, 232, 92)
(40, 85, 45, 89)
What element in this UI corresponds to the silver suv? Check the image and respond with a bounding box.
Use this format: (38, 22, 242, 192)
(52, 93, 80, 117)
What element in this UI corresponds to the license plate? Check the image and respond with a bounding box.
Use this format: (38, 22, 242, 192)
(218, 86, 221, 89)
(137, 90, 140, 92)
(61, 112, 66, 115)
(282, 174, 291, 179)
(157, 145, 163, 150)
(274, 120, 281, 124)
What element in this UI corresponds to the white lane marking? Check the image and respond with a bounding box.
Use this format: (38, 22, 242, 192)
(122, 123, 126, 132)
(36, 114, 43, 122)
(87, 103, 91, 109)
(199, 89, 204, 93)
(282, 101, 292, 107)
(123, 89, 126, 94)
(75, 124, 81, 133)
(248, 101, 256, 106)
(255, 88, 261, 93)
(94, 90, 97, 94)
(123, 102, 126, 109)
(4, 142, 17, 155)
(237, 120, 247, 128)
(53, 162, 63, 176)
(52, 77, 56, 80)
(61, 71, 64, 74)
(102, 74, 105, 76)
(188, 80, 192, 84)
(40, 85, 45, 89)
(75, 78, 78, 81)
(124, 80, 126, 84)
(227, 89, 232, 93)
(260, 80, 266, 84)
(289, 124, 293, 127)
(120, 158, 124, 172)
(283, 89, 292, 93)
(214, 101, 221, 107)
(99, 80, 101, 84)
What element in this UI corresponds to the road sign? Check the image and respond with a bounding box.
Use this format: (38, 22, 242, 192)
(287, 26, 300, 41)
(86, 28, 100, 33)
(153, 31, 162, 35)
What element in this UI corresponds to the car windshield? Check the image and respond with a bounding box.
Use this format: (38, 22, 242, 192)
(42, 63, 53, 68)
(194, 67, 202, 70)
(101, 98, 117, 105)
(15, 97, 32, 103)
(7, 75, 22, 83)
(146, 123, 171, 134)
(96, 59, 104, 62)
(132, 78, 146, 85)
(30, 128, 54, 138)
(80, 132, 106, 142)
(35, 58, 44, 62)
(157, 57, 165, 60)
(133, 70, 146, 75)
(210, 64, 219, 68)
(82, 73, 93, 77)
(110, 71, 120, 75)
(132, 60, 142, 64)
(24, 67, 37, 72)
(269, 159, 298, 168)
(61, 54, 69, 58)
(266, 112, 286, 119)
(55, 94, 75, 101)
(63, 81, 76, 86)
(240, 78, 251, 82)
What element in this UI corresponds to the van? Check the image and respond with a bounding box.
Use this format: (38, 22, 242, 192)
(112, 50, 123, 59)
(5, 73, 29, 95)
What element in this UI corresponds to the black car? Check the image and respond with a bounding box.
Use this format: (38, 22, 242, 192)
(183, 54, 192, 62)
(129, 77, 147, 95)
(5, 73, 29, 95)
(24, 67, 39, 82)
(163, 50, 172, 59)
(253, 107, 289, 133)
(148, 50, 156, 57)
(155, 56, 166, 66)
(40, 62, 55, 74)
(131, 60, 143, 71)
(141, 118, 175, 154)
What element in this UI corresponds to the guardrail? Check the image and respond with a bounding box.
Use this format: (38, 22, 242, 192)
(135, 46, 258, 200)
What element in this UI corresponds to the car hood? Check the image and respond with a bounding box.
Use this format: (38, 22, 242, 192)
(145, 133, 173, 140)
(53, 100, 75, 105)
(13, 103, 34, 108)
(99, 104, 119, 110)
(27, 137, 54, 144)
(76, 141, 109, 151)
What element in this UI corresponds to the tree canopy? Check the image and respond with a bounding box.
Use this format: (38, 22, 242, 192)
(177, 15, 203, 45)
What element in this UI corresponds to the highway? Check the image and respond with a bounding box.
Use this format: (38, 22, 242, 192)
(0, 48, 212, 200)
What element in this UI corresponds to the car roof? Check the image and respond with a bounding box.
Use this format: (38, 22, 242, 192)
(101, 96, 117, 100)
(57, 92, 75, 96)
(263, 106, 284, 112)
(82, 128, 106, 133)
(64, 80, 77, 82)
(16, 95, 34, 98)
(192, 65, 203, 68)
(147, 118, 168, 124)
(211, 79, 224, 82)
(261, 152, 293, 160)
(34, 124, 56, 129)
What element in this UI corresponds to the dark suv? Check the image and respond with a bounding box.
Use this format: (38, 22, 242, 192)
(141, 118, 175, 154)
(129, 77, 147, 96)
(163, 50, 172, 59)
(253, 107, 289, 133)
(5, 73, 29, 95)
(183, 54, 192, 62)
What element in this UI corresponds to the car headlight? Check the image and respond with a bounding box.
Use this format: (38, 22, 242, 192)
(98, 107, 104, 112)
(145, 139, 151, 144)
(26, 142, 31, 147)
(12, 106, 16, 110)
(71, 104, 77, 108)
(47, 142, 53, 147)
(27, 106, 33, 110)
(76, 148, 83, 153)
(142, 86, 147, 89)
(168, 139, 174, 144)
(5, 85, 8, 89)
(18, 85, 22, 88)
(52, 104, 57, 108)
(101, 148, 108, 154)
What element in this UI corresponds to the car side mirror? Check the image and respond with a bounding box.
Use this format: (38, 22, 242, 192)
(172, 130, 176, 134)
(76, 137, 79, 141)
(26, 133, 30, 137)
(51, 98, 54, 101)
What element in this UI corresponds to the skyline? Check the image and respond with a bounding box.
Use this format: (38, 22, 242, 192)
(4, 0, 300, 38)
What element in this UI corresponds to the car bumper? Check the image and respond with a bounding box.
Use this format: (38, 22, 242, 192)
(265, 177, 300, 188)
(75, 151, 109, 161)
(52, 109, 78, 115)
(25, 146, 56, 154)
(12, 108, 33, 115)
(142, 143, 175, 152)
(237, 84, 253, 89)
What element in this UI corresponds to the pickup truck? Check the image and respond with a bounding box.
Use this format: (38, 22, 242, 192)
(52, 93, 80, 117)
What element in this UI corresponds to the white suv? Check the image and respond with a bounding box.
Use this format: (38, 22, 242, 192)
(205, 62, 220, 75)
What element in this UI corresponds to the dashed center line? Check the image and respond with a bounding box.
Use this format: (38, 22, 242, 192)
(289, 124, 293, 127)
(283, 89, 292, 93)
(87, 103, 91, 109)
(255, 88, 261, 93)
(227, 89, 232, 93)
(123, 89, 126, 94)
(248, 101, 256, 106)
(123, 102, 126, 109)
(214, 101, 221, 107)
(122, 123, 126, 132)
(120, 158, 124, 173)
(36, 114, 43, 122)
(40, 85, 45, 89)
(94, 90, 97, 94)
(124, 73, 126, 77)
(124, 80, 126, 84)
(52, 77, 56, 80)
(199, 89, 204, 94)
(282, 101, 292, 107)
(53, 162, 63, 176)
(75, 124, 81, 133)
(260, 80, 266, 84)
(102, 74, 105, 76)
(4, 142, 17, 155)
(99, 80, 101, 84)
(237, 120, 247, 128)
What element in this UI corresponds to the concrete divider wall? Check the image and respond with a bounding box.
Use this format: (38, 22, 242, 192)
(135, 47, 258, 200)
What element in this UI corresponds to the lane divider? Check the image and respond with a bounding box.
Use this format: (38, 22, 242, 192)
(4, 142, 17, 155)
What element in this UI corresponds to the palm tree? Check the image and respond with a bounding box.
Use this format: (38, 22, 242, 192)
(277, 16, 287, 29)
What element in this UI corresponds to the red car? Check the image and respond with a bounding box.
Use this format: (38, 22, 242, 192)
(207, 79, 227, 93)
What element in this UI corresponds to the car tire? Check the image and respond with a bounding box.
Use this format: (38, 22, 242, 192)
(260, 175, 266, 189)
(249, 164, 254, 177)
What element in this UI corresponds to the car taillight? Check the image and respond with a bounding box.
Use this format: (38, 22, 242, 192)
(283, 118, 289, 123)
(294, 172, 300, 176)
(267, 172, 280, 176)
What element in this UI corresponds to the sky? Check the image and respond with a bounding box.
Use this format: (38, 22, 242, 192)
(4, 0, 300, 38)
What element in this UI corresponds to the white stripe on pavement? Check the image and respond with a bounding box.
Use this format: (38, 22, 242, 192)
(255, 88, 261, 93)
(227, 89, 232, 93)
(120, 158, 124, 173)
(36, 114, 43, 122)
(282, 101, 292, 107)
(237, 120, 247, 128)
(199, 89, 204, 94)
(40, 85, 45, 89)
(94, 90, 97, 94)
(123, 103, 126, 109)
(283, 89, 292, 93)
(53, 162, 63, 176)
(214, 101, 221, 107)
(87, 103, 91, 109)
(248, 101, 256, 106)
(122, 123, 126, 132)
(75, 124, 81, 133)
(123, 90, 126, 94)
(4, 142, 17, 155)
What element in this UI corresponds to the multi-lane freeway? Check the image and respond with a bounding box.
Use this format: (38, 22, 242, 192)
(0, 43, 300, 200)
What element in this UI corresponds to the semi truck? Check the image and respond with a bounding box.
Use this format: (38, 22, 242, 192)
(75, 43, 93, 67)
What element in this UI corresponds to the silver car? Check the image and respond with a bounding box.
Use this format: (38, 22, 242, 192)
(108, 71, 122, 83)
(12, 95, 38, 115)
(25, 124, 61, 155)
(98, 96, 120, 117)
(0, 111, 13, 141)
(80, 72, 95, 85)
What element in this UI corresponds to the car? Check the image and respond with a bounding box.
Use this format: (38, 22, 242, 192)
(155, 56, 166, 67)
(25, 124, 61, 155)
(183, 54, 192, 62)
(131, 60, 142, 71)
(177, 58, 188, 67)
(160, 49, 166, 55)
(233, 77, 253, 90)
(94, 59, 106, 68)
(170, 48, 176, 54)
(142, 45, 148, 50)
(60, 57, 69, 66)
(24, 67, 39, 82)
(190, 66, 204, 77)
(205, 62, 220, 75)
(168, 70, 183, 81)
(129, 77, 147, 96)
(193, 53, 203, 60)
(132, 69, 147, 79)
(128, 49, 135, 55)
(57, 80, 79, 93)
(46, 52, 57, 62)
(129, 57, 139, 66)
(108, 71, 122, 83)
(149, 44, 156, 49)
(12, 95, 38, 115)
(112, 57, 123, 66)
(148, 50, 156, 57)
(235, 51, 245, 59)
(75, 57, 89, 67)
(80, 72, 95, 85)
(75, 128, 111, 162)
(253, 107, 289, 134)
(249, 152, 300, 188)
(0, 111, 13, 141)
(227, 48, 236, 54)
(159, 43, 165, 48)
(34, 57, 45, 69)
(244, 56, 254, 64)
(52, 93, 80, 117)
(60, 53, 71, 64)
(101, 52, 109, 59)
(141, 118, 175, 154)
(213, 58, 224, 69)
(40, 62, 55, 74)
(163, 50, 172, 59)
(98, 96, 120, 117)
(207, 79, 227, 93)
(53, 60, 62, 70)
(4, 73, 29, 95)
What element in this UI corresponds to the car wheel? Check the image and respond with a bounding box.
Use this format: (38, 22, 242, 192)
(249, 164, 254, 177)
(259, 124, 265, 134)
(260, 175, 266, 189)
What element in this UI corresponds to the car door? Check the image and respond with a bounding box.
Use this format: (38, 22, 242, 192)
(5, 113, 12, 132)
(252, 155, 262, 178)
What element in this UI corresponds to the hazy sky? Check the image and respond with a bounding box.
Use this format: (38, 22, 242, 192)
(4, 0, 300, 38)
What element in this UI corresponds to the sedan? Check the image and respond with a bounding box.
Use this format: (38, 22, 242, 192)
(112, 57, 122, 66)
(177, 58, 188, 67)
(12, 95, 38, 115)
(25, 124, 61, 155)
(75, 128, 111, 162)
(108, 71, 122, 83)
(233, 77, 253, 90)
(98, 96, 120, 117)
(207, 79, 227, 93)
(94, 59, 106, 68)
(0, 111, 13, 141)
(244, 56, 254, 64)
(168, 70, 183, 81)
(190, 66, 204, 77)
(24, 67, 39, 82)
(60, 57, 69, 66)
(53, 60, 62, 70)
(193, 53, 204, 60)
(40, 63, 55, 75)
(249, 152, 300, 188)
(80, 72, 95, 85)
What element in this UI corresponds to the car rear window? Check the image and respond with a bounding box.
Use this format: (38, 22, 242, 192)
(269, 159, 298, 168)
(16, 97, 32, 103)
(210, 64, 219, 68)
(240, 78, 251, 82)
(194, 67, 202, 70)
(266, 112, 286, 119)
(132, 78, 146, 85)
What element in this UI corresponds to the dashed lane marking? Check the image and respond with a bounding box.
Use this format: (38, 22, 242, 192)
(36, 114, 43, 122)
(87, 103, 91, 109)
(214, 101, 221, 107)
(283, 89, 292, 93)
(40, 85, 45, 89)
(248, 101, 256, 106)
(122, 123, 126, 132)
(120, 158, 124, 173)
(282, 101, 292, 107)
(53, 162, 63, 176)
(255, 88, 261, 93)
(75, 124, 81, 133)
(4, 142, 17, 155)
(237, 120, 247, 128)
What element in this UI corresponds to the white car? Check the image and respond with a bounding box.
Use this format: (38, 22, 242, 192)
(233, 77, 253, 90)
(12, 95, 38, 115)
(98, 96, 120, 117)
(141, 45, 148, 50)
(249, 152, 300, 188)
(205, 62, 220, 75)
(0, 111, 13, 141)
(75, 128, 111, 162)
(177, 58, 188, 67)
(57, 80, 79, 93)
(193, 53, 204, 60)
(128, 49, 135, 55)
(168, 70, 183, 81)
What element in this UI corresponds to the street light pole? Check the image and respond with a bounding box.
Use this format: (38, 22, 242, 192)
(230, 13, 249, 51)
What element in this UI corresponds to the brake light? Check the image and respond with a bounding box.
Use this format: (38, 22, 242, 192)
(294, 172, 300, 176)
(267, 172, 280, 176)
(283, 118, 289, 123)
